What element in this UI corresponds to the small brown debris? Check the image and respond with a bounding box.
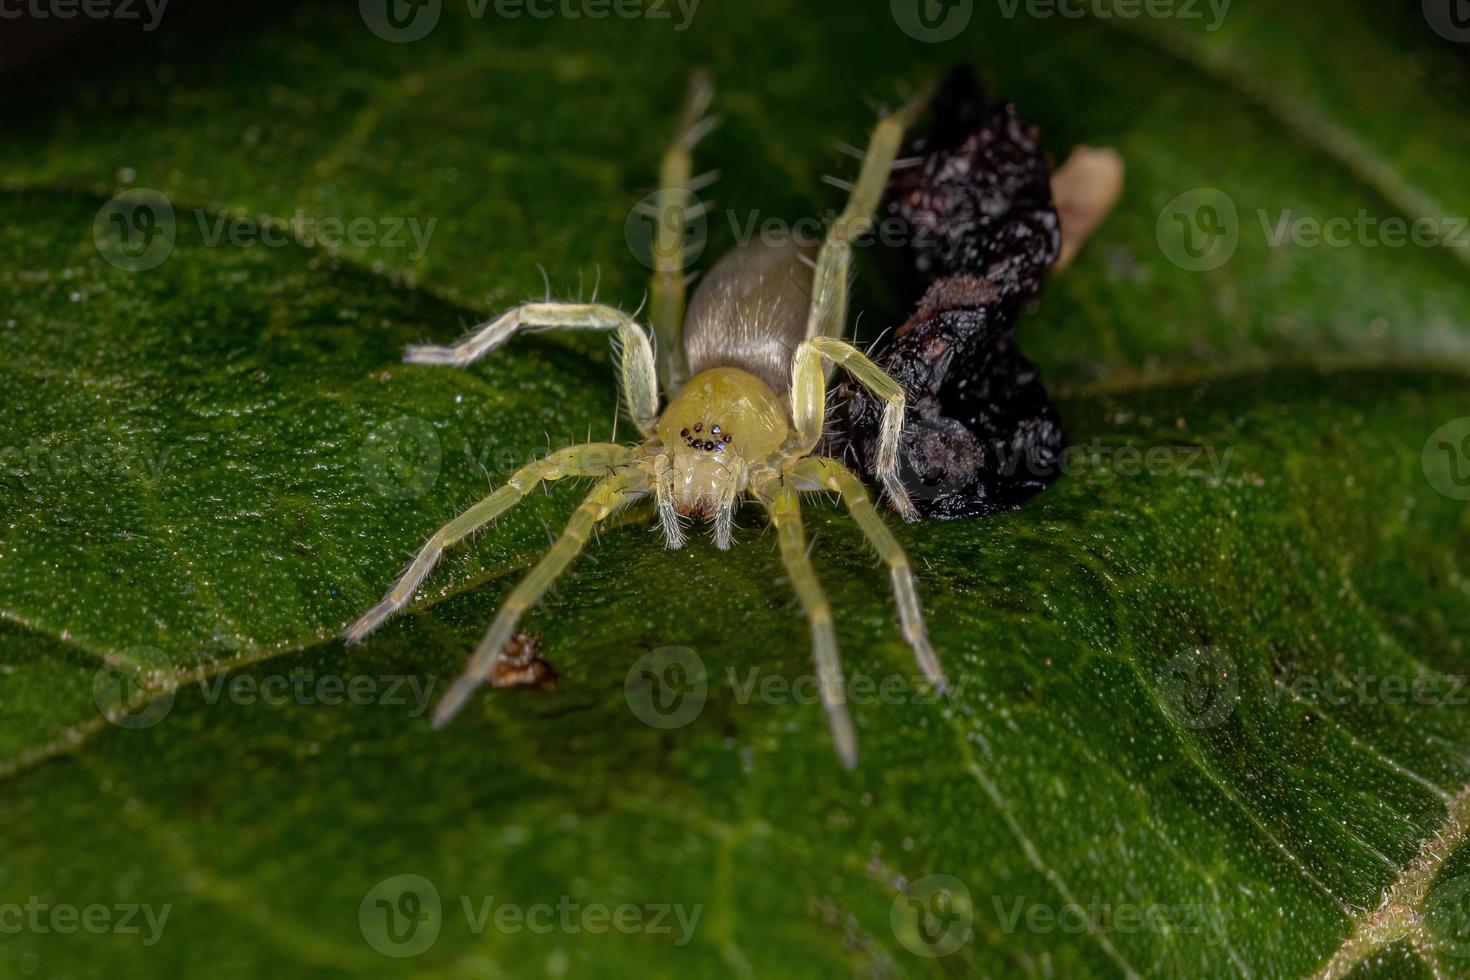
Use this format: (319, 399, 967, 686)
(488, 633, 558, 691)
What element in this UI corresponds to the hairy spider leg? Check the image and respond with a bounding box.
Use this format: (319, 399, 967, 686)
(403, 302, 661, 437)
(645, 69, 717, 396)
(791, 456, 945, 689)
(342, 443, 634, 644)
(763, 480, 858, 768)
(802, 82, 935, 343)
(790, 335, 915, 521)
(432, 472, 642, 727)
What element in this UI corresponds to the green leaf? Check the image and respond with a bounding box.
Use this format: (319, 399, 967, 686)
(2, 3, 1468, 978)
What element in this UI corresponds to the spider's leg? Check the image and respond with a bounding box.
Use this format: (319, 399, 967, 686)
(765, 481, 858, 768)
(791, 456, 945, 689)
(789, 335, 915, 521)
(342, 443, 633, 644)
(405, 303, 660, 437)
(645, 69, 716, 396)
(432, 472, 640, 727)
(803, 82, 933, 342)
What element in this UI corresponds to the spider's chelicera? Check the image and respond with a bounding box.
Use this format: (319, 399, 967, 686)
(344, 74, 944, 766)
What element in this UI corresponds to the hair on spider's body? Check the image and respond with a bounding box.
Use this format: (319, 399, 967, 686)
(344, 72, 944, 768)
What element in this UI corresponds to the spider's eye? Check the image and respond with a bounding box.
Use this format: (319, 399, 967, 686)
(711, 424, 721, 435)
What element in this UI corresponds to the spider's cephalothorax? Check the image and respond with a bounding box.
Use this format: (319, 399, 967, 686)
(344, 74, 944, 767)
(656, 365, 787, 519)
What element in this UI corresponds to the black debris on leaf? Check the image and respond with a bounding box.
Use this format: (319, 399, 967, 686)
(837, 67, 1065, 519)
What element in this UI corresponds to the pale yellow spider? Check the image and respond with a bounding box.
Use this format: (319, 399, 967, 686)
(344, 74, 944, 766)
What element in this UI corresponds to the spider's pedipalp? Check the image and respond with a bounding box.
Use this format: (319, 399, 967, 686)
(710, 455, 745, 550)
(764, 481, 857, 768)
(342, 442, 633, 644)
(651, 452, 688, 549)
(792, 456, 946, 691)
(433, 471, 640, 728)
(711, 501, 734, 550)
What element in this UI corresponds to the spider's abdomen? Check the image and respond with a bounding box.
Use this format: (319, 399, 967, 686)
(683, 240, 815, 402)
